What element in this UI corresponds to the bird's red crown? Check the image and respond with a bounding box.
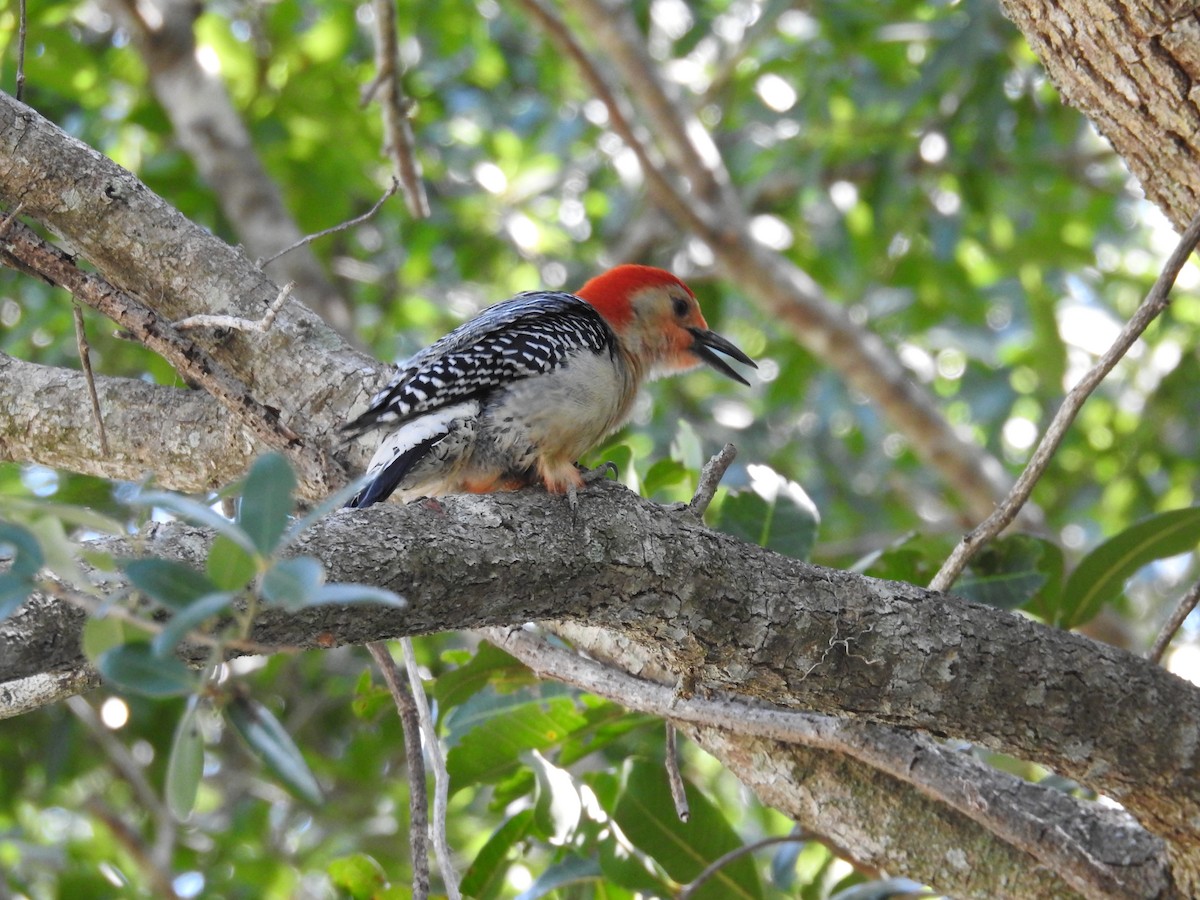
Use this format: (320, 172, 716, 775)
(575, 264, 695, 330)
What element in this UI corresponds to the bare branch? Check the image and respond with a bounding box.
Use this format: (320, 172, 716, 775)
(664, 722, 689, 821)
(688, 442, 736, 519)
(487, 625, 1167, 900)
(680, 834, 806, 900)
(930, 207, 1200, 593)
(173, 283, 293, 334)
(72, 303, 109, 455)
(15, 0, 26, 101)
(365, 0, 431, 219)
(1149, 578, 1200, 665)
(0, 353, 257, 494)
(367, 642, 430, 900)
(400, 637, 460, 899)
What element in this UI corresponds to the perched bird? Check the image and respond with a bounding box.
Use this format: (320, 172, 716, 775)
(343, 264, 756, 509)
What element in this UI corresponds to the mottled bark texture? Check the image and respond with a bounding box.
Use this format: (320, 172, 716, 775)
(0, 484, 1195, 895)
(1000, 0, 1200, 230)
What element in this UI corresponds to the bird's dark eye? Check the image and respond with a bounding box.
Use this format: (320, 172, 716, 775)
(672, 295, 690, 318)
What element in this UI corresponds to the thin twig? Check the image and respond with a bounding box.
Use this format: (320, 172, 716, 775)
(258, 179, 401, 268)
(679, 834, 805, 900)
(367, 642, 431, 900)
(16, 0, 27, 102)
(664, 722, 689, 821)
(366, 0, 431, 219)
(929, 208, 1200, 593)
(173, 282, 293, 333)
(67, 694, 178, 869)
(400, 637, 461, 900)
(1148, 578, 1200, 664)
(688, 442, 737, 518)
(72, 302, 109, 455)
(0, 201, 24, 239)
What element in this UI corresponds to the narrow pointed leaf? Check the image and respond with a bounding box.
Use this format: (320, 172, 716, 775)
(123, 558, 220, 611)
(152, 592, 237, 656)
(1061, 507, 1200, 628)
(132, 491, 257, 555)
(307, 582, 405, 607)
(0, 521, 43, 579)
(97, 643, 195, 697)
(227, 695, 323, 804)
(460, 809, 535, 900)
(261, 556, 324, 609)
(166, 699, 205, 820)
(238, 453, 296, 555)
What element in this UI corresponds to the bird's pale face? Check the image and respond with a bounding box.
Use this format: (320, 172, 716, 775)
(628, 282, 757, 385)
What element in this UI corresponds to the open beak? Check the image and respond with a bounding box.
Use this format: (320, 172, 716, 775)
(688, 328, 758, 386)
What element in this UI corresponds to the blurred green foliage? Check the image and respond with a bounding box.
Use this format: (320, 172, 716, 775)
(2, 0, 1199, 896)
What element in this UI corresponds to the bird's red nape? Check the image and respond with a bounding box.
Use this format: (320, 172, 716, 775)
(575, 264, 694, 330)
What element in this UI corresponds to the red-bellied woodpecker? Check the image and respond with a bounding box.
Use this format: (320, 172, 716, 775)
(343, 264, 756, 509)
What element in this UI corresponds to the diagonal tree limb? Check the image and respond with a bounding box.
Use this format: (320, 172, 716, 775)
(0, 90, 382, 487)
(516, 0, 1020, 523)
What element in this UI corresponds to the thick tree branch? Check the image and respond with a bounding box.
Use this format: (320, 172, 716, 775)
(0, 353, 257, 492)
(3, 484, 1198, 882)
(487, 626, 1170, 900)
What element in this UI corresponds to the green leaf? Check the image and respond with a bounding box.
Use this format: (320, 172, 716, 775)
(279, 473, 373, 550)
(27, 516, 98, 597)
(238, 453, 297, 555)
(1061, 507, 1200, 628)
(327, 853, 387, 900)
(956, 534, 1052, 610)
(447, 696, 587, 792)
(435, 642, 534, 717)
(460, 809, 535, 900)
(82, 616, 139, 664)
(307, 582, 406, 607)
(227, 694, 323, 805)
(642, 458, 689, 497)
(612, 760, 762, 900)
(166, 699, 205, 820)
(0, 573, 36, 621)
(514, 855, 602, 900)
(715, 468, 820, 561)
(0, 497, 125, 536)
(152, 592, 237, 656)
(132, 491, 258, 555)
(123, 558, 220, 611)
(97, 643, 196, 697)
(0, 521, 43, 579)
(528, 750, 582, 844)
(260, 556, 325, 609)
(207, 533, 258, 591)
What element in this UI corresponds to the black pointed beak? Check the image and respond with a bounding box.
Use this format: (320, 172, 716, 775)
(688, 328, 757, 386)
